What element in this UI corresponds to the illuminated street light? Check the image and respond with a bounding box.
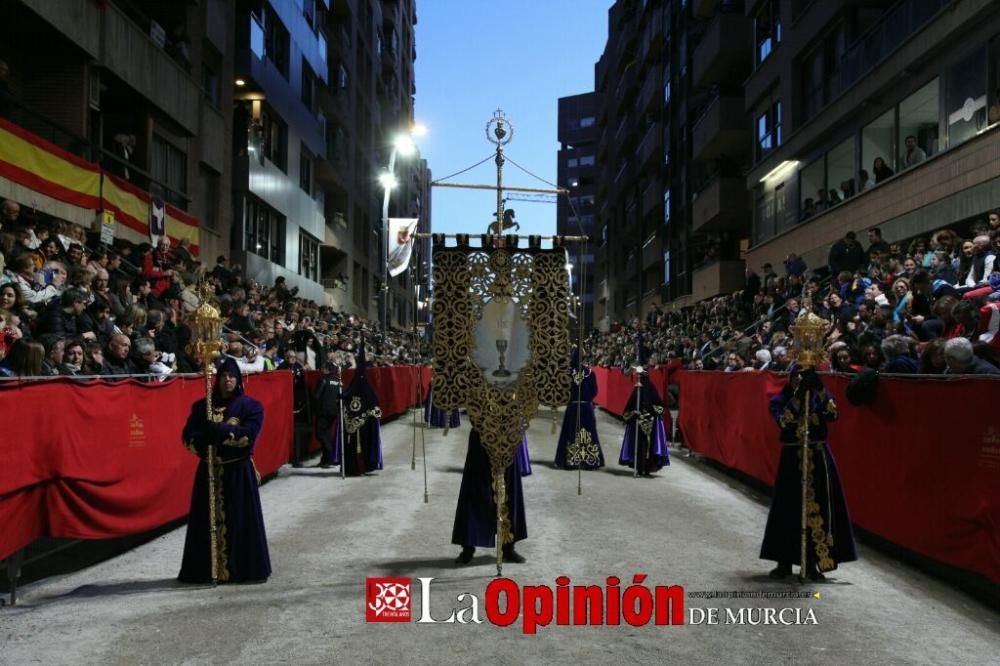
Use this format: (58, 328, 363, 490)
(378, 123, 427, 327)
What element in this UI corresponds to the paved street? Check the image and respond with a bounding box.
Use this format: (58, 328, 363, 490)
(2, 411, 998, 665)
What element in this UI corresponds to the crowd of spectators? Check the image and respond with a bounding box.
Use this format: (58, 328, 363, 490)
(0, 198, 423, 379)
(587, 215, 1000, 377)
(3, 191, 998, 382)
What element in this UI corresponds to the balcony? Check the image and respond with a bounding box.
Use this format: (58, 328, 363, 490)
(102, 1, 199, 133)
(638, 66, 662, 112)
(691, 175, 750, 233)
(641, 182, 662, 222)
(691, 259, 745, 303)
(691, 94, 749, 161)
(597, 278, 609, 302)
(636, 122, 662, 171)
(616, 63, 639, 108)
(641, 236, 661, 270)
(645, 6, 666, 59)
(692, 11, 751, 88)
(381, 44, 396, 74)
(316, 153, 348, 188)
(328, 23, 351, 59)
(320, 83, 350, 122)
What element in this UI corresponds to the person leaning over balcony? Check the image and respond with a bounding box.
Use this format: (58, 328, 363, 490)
(902, 136, 926, 168)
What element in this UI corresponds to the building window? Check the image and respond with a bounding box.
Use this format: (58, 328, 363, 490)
(826, 136, 855, 203)
(264, 6, 290, 78)
(989, 35, 1000, 126)
(862, 109, 896, 182)
(898, 78, 939, 169)
(299, 144, 313, 195)
(601, 225, 608, 246)
(662, 250, 671, 285)
(663, 189, 671, 225)
(301, 59, 316, 113)
(261, 106, 288, 172)
(579, 154, 596, 166)
(150, 135, 187, 209)
(799, 157, 824, 221)
(245, 197, 286, 265)
(800, 23, 845, 122)
(200, 166, 220, 231)
(567, 157, 578, 168)
(303, 0, 316, 29)
(202, 62, 220, 109)
(946, 47, 988, 149)
(337, 64, 349, 90)
(580, 116, 596, 128)
(299, 232, 320, 282)
(753, 0, 781, 67)
(755, 100, 781, 161)
(664, 80, 671, 105)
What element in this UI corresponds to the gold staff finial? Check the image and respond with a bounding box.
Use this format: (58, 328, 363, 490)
(789, 311, 828, 369)
(486, 110, 514, 234)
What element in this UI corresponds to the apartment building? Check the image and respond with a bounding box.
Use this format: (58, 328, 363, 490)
(744, 0, 1000, 276)
(557, 92, 599, 332)
(0, 0, 236, 262)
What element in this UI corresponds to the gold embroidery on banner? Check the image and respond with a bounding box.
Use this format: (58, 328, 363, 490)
(431, 245, 570, 547)
(226, 417, 241, 426)
(209, 406, 226, 424)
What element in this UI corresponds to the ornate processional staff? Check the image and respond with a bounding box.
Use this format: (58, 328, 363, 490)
(186, 285, 226, 586)
(788, 311, 829, 584)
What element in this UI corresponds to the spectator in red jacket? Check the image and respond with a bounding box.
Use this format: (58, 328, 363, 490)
(142, 239, 174, 297)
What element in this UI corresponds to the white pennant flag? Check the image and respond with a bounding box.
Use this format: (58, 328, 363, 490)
(387, 218, 419, 277)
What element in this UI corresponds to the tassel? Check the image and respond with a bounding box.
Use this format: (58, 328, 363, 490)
(443, 426, 449, 437)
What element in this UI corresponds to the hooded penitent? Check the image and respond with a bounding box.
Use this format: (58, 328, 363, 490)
(554, 347, 604, 469)
(619, 333, 670, 475)
(178, 357, 271, 583)
(340, 336, 383, 475)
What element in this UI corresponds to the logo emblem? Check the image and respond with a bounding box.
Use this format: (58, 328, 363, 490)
(366, 577, 412, 622)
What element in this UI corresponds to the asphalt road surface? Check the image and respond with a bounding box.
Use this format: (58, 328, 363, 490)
(2, 410, 998, 665)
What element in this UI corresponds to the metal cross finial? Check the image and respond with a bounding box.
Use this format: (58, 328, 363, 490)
(486, 110, 514, 232)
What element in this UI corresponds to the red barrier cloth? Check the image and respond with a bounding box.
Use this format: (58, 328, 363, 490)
(592, 366, 673, 416)
(677, 370, 1000, 585)
(303, 366, 430, 419)
(0, 372, 292, 561)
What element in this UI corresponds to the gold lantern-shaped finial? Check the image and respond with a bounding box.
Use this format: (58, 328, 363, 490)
(187, 282, 225, 368)
(788, 311, 828, 369)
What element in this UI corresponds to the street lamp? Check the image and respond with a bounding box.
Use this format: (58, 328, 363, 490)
(379, 124, 426, 329)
